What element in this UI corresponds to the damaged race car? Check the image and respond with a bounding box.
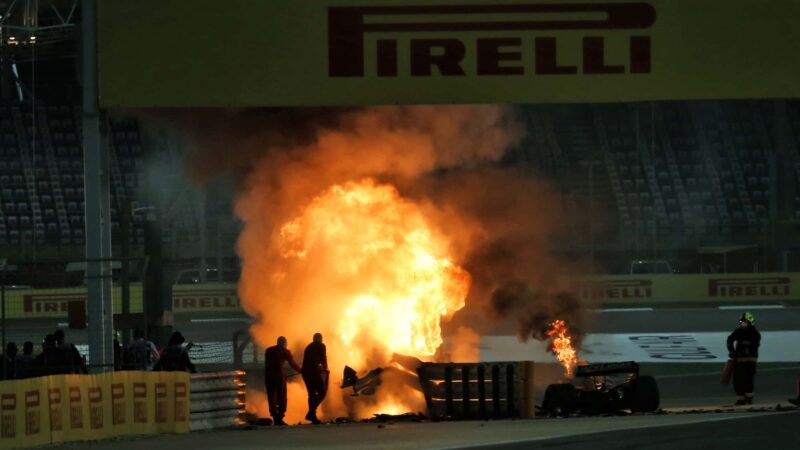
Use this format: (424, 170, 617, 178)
(542, 361, 660, 416)
(340, 353, 425, 396)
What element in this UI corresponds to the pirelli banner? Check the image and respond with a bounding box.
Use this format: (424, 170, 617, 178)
(0, 372, 189, 449)
(1, 283, 239, 319)
(97, 0, 800, 107)
(572, 272, 800, 304)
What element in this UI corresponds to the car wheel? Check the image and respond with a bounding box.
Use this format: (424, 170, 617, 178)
(543, 383, 579, 417)
(630, 375, 660, 412)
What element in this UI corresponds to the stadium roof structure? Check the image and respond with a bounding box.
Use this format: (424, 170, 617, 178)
(0, 0, 79, 61)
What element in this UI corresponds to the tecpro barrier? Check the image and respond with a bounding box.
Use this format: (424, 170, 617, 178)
(417, 361, 536, 419)
(0, 371, 189, 450)
(189, 371, 246, 431)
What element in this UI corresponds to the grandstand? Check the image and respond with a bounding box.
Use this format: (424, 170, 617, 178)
(2, 100, 799, 267)
(0, 107, 239, 265)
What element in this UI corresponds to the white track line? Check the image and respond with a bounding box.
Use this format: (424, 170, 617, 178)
(593, 307, 654, 313)
(718, 305, 784, 310)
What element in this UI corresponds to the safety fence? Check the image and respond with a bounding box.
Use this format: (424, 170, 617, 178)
(417, 362, 536, 420)
(0, 370, 245, 449)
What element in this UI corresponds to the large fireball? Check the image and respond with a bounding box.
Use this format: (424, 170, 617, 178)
(278, 178, 471, 364)
(240, 177, 471, 419)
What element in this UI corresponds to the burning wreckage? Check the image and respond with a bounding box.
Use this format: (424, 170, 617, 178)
(542, 361, 660, 417)
(341, 327, 660, 419)
(341, 353, 537, 420)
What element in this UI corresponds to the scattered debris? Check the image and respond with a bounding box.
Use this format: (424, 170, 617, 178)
(364, 412, 427, 423)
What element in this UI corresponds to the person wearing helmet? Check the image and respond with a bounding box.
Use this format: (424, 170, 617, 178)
(726, 312, 761, 405)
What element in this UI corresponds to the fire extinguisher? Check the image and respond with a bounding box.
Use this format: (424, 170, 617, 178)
(720, 359, 734, 385)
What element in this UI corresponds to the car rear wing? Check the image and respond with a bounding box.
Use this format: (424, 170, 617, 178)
(575, 361, 640, 378)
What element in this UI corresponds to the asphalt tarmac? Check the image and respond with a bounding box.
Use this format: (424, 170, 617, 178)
(56, 410, 800, 450)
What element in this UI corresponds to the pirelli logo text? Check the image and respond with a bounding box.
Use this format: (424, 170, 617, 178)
(23, 294, 85, 313)
(69, 387, 82, 429)
(25, 390, 41, 436)
(155, 383, 168, 424)
(172, 291, 239, 310)
(111, 383, 126, 426)
(575, 279, 652, 300)
(708, 277, 791, 297)
(328, 2, 655, 78)
(133, 383, 147, 424)
(1, 394, 16, 439)
(88, 387, 103, 430)
(174, 383, 188, 422)
(48, 388, 63, 432)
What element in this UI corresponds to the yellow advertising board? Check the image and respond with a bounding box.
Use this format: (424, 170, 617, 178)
(171, 283, 240, 313)
(97, 0, 800, 107)
(571, 272, 800, 304)
(1, 283, 239, 319)
(0, 372, 189, 449)
(0, 286, 143, 319)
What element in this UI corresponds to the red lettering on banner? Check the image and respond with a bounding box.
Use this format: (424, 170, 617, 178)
(173, 293, 239, 310)
(708, 277, 791, 297)
(1, 394, 16, 438)
(174, 382, 188, 422)
(574, 279, 652, 300)
(133, 383, 147, 424)
(111, 383, 126, 425)
(155, 383, 168, 423)
(88, 387, 103, 430)
(328, 3, 656, 77)
(25, 390, 40, 436)
(23, 295, 85, 313)
(69, 386, 82, 429)
(48, 388, 63, 431)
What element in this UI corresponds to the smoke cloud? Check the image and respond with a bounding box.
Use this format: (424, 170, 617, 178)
(157, 105, 588, 419)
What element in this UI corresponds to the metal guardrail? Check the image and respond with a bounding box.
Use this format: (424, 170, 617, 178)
(189, 371, 246, 431)
(417, 361, 536, 420)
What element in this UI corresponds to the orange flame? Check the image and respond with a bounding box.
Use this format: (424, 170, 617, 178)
(546, 319, 578, 377)
(274, 178, 470, 415)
